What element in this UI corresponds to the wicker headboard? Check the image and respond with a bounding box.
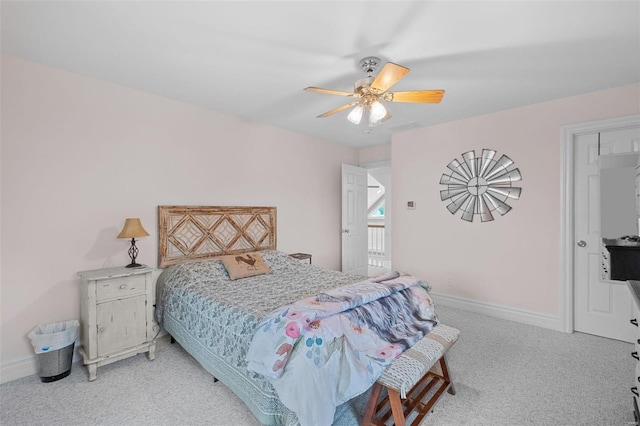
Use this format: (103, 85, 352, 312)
(157, 206, 277, 268)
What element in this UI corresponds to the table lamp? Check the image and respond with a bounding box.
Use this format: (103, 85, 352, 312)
(117, 218, 150, 268)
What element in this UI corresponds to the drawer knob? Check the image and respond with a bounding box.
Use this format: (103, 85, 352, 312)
(119, 284, 126, 289)
(632, 318, 638, 327)
(633, 351, 639, 361)
(98, 327, 106, 333)
(633, 387, 639, 397)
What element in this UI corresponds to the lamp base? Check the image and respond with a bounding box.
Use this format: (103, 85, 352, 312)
(125, 238, 143, 268)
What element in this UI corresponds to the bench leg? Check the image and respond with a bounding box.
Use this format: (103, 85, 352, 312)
(362, 383, 409, 426)
(362, 382, 383, 425)
(441, 354, 456, 395)
(388, 388, 407, 426)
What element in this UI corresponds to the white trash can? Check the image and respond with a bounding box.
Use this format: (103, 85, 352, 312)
(28, 320, 79, 383)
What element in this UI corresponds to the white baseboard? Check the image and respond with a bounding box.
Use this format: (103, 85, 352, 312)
(430, 292, 564, 332)
(1, 356, 37, 384)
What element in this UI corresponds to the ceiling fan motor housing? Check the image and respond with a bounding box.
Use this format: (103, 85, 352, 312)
(354, 77, 381, 106)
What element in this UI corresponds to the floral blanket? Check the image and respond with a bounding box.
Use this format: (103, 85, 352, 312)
(246, 271, 438, 426)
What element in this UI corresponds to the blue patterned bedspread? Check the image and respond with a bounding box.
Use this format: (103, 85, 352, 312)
(246, 271, 438, 426)
(157, 250, 374, 425)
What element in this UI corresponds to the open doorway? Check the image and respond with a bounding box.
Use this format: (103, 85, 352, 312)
(365, 164, 392, 276)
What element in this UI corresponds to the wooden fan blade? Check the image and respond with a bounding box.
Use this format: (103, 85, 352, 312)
(304, 87, 355, 97)
(388, 90, 445, 103)
(317, 102, 358, 118)
(370, 62, 409, 93)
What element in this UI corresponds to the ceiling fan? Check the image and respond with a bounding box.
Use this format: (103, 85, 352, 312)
(304, 56, 445, 127)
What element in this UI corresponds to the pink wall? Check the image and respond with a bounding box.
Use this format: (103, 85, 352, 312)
(358, 144, 391, 165)
(0, 56, 358, 365)
(392, 83, 640, 316)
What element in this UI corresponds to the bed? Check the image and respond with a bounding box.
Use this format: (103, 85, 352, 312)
(155, 206, 438, 426)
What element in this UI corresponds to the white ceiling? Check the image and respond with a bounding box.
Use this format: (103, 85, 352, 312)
(2, 1, 639, 148)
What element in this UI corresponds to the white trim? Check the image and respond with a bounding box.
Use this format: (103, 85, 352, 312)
(560, 115, 640, 334)
(431, 292, 563, 332)
(561, 125, 576, 333)
(1, 356, 37, 384)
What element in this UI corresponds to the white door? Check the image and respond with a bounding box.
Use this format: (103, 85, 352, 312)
(574, 127, 640, 342)
(342, 164, 368, 275)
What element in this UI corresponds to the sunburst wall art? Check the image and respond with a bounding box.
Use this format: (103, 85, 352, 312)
(439, 149, 522, 222)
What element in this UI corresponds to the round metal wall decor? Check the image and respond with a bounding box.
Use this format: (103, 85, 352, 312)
(439, 149, 522, 222)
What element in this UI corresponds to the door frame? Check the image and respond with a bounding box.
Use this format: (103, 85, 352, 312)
(561, 114, 640, 333)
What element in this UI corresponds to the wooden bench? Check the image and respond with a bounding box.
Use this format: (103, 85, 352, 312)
(362, 324, 460, 426)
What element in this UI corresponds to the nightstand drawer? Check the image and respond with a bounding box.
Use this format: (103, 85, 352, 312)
(96, 274, 146, 301)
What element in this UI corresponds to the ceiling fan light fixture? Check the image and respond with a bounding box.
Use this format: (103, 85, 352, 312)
(370, 101, 387, 121)
(347, 105, 364, 125)
(368, 101, 387, 127)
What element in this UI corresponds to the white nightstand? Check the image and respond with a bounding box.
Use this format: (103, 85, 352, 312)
(77, 265, 159, 381)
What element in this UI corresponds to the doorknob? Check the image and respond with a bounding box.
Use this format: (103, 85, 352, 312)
(341, 229, 350, 234)
(577, 240, 587, 247)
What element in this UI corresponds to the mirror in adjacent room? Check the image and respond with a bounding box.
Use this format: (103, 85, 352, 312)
(600, 152, 640, 281)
